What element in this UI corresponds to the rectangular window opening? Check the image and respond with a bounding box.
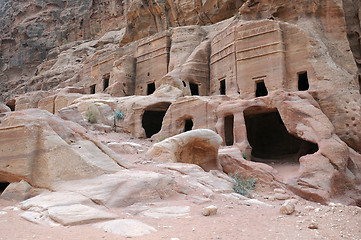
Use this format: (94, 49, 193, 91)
(103, 74, 110, 91)
(184, 119, 193, 132)
(147, 82, 156, 95)
(220, 79, 226, 95)
(190, 82, 199, 96)
(298, 71, 309, 91)
(224, 115, 234, 146)
(90, 84, 96, 94)
(256, 81, 268, 97)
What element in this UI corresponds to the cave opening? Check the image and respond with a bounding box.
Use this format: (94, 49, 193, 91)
(103, 74, 110, 91)
(184, 118, 193, 132)
(358, 75, 361, 94)
(244, 108, 318, 166)
(224, 114, 234, 146)
(190, 82, 199, 96)
(147, 82, 156, 95)
(256, 81, 268, 97)
(90, 84, 96, 94)
(298, 71, 309, 91)
(6, 99, 15, 111)
(220, 79, 226, 95)
(142, 102, 171, 138)
(0, 182, 10, 194)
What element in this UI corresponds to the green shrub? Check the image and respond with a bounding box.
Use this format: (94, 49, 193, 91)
(230, 174, 257, 196)
(113, 110, 124, 131)
(242, 153, 247, 160)
(85, 105, 99, 123)
(114, 110, 124, 121)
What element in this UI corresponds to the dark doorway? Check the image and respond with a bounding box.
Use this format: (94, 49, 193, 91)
(184, 118, 193, 132)
(6, 99, 15, 111)
(142, 102, 171, 138)
(190, 82, 199, 96)
(298, 72, 309, 91)
(220, 79, 226, 95)
(90, 84, 96, 94)
(103, 74, 110, 91)
(0, 182, 10, 194)
(142, 111, 167, 138)
(244, 109, 318, 160)
(256, 81, 268, 97)
(147, 82, 156, 95)
(358, 75, 361, 94)
(224, 115, 234, 146)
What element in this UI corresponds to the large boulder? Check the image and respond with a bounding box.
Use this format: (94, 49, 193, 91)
(147, 129, 223, 171)
(0, 109, 129, 189)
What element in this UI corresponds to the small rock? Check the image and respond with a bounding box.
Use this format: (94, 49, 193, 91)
(0, 211, 7, 215)
(304, 206, 315, 211)
(274, 188, 286, 194)
(244, 199, 272, 207)
(280, 200, 295, 215)
(94, 219, 157, 237)
(308, 221, 319, 229)
(274, 193, 289, 200)
(315, 207, 321, 212)
(268, 196, 275, 201)
(202, 205, 218, 216)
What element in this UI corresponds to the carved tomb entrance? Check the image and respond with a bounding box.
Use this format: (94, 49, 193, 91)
(244, 107, 318, 177)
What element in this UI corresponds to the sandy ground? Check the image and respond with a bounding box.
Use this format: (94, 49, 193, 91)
(1, 194, 360, 240)
(0, 130, 360, 240)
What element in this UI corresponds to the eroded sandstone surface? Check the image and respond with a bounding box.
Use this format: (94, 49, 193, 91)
(0, 0, 361, 238)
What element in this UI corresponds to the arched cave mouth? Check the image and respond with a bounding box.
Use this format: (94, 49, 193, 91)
(0, 182, 10, 194)
(142, 102, 171, 138)
(6, 99, 15, 111)
(244, 107, 318, 175)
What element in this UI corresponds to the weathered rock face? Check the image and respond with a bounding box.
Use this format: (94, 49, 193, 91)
(147, 129, 223, 171)
(0, 0, 242, 102)
(0, 109, 128, 189)
(216, 90, 361, 204)
(0, 0, 127, 101)
(0, 0, 361, 206)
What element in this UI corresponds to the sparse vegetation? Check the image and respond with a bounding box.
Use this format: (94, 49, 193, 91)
(230, 174, 257, 196)
(113, 110, 124, 131)
(242, 153, 248, 160)
(85, 105, 99, 123)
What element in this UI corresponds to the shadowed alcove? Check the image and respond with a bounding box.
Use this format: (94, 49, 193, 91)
(142, 102, 171, 138)
(6, 99, 15, 111)
(184, 118, 193, 132)
(190, 82, 199, 96)
(244, 107, 318, 167)
(147, 82, 156, 95)
(256, 81, 268, 97)
(0, 182, 10, 194)
(103, 73, 110, 91)
(224, 114, 234, 146)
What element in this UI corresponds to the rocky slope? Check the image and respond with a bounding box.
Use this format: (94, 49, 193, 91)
(0, 0, 360, 216)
